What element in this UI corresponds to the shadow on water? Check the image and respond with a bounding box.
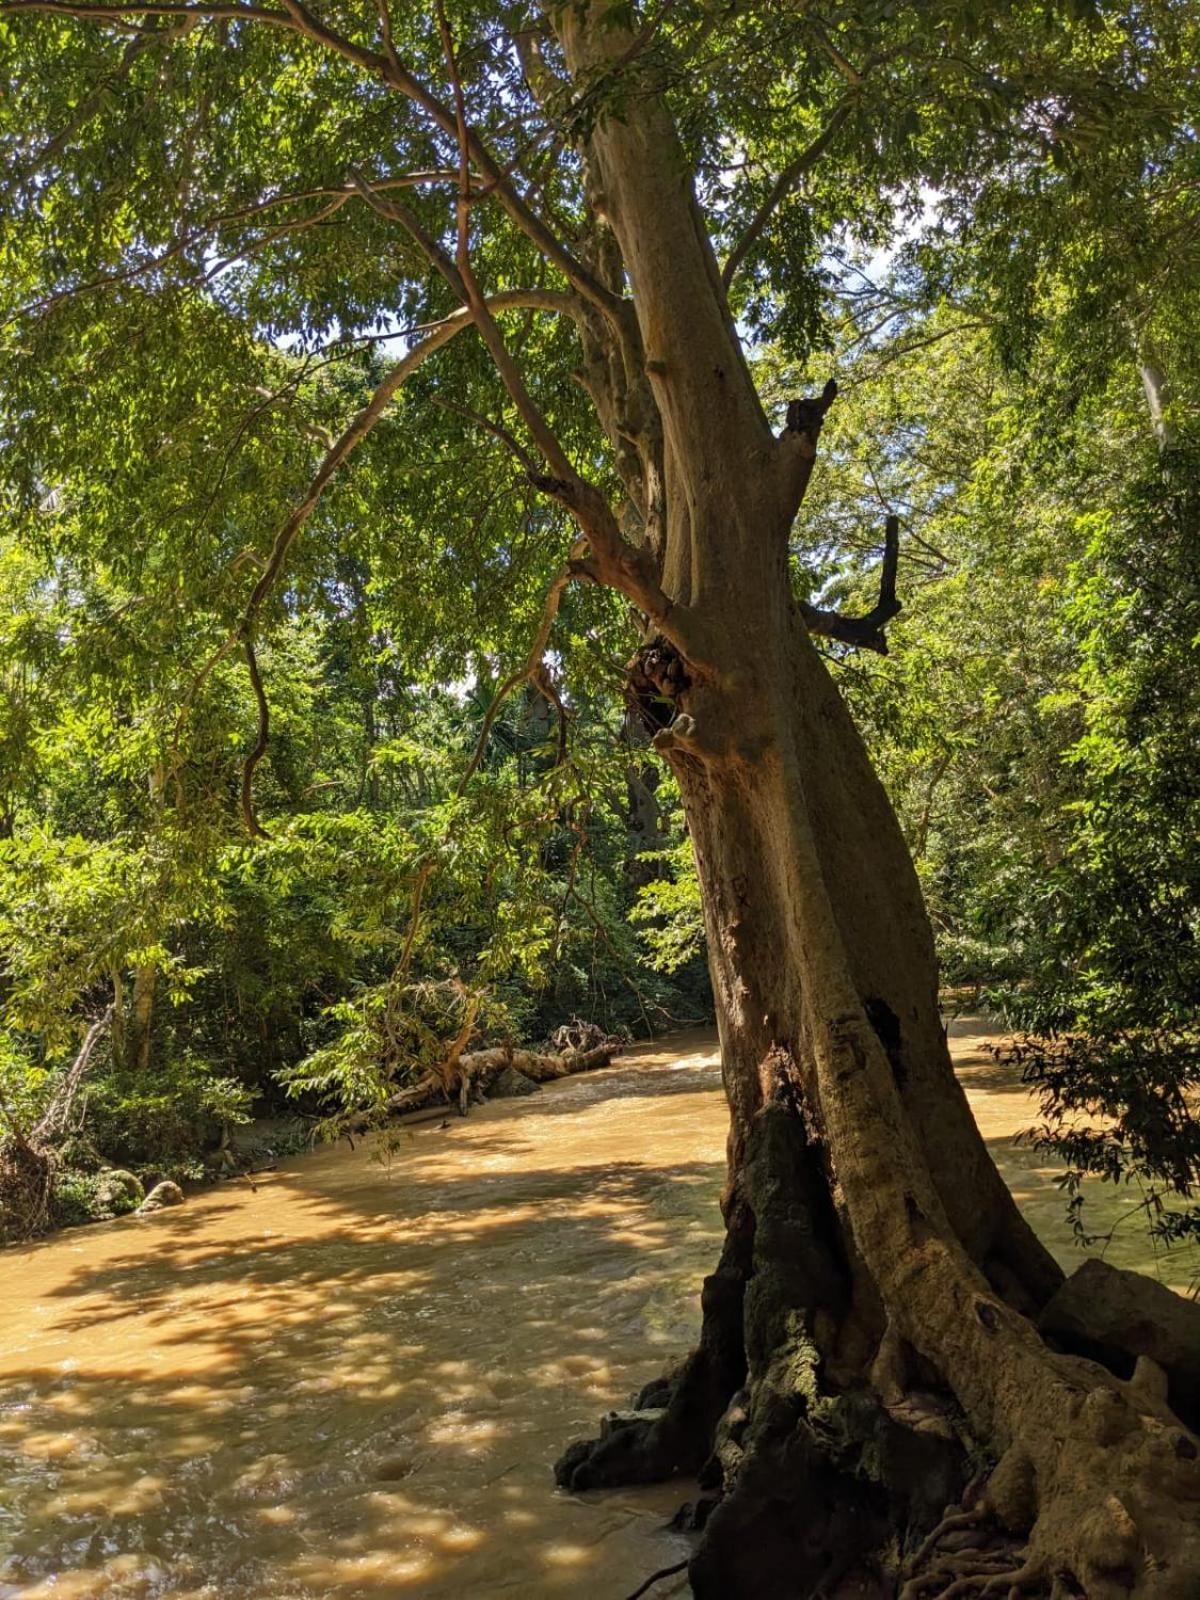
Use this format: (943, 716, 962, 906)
(0, 1045, 723, 1599)
(1, 1025, 1192, 1599)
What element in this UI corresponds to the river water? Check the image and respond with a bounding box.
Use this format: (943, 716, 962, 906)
(0, 1022, 1186, 1599)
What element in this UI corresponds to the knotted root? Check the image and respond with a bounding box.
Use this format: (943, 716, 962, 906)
(896, 1355, 1200, 1600)
(901, 1545, 1040, 1599)
(900, 1509, 991, 1586)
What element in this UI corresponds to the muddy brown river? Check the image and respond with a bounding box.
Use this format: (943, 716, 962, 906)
(0, 1022, 1189, 1599)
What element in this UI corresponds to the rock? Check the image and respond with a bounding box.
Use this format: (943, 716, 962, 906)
(600, 1407, 667, 1438)
(487, 1067, 541, 1099)
(93, 1169, 144, 1215)
(138, 1180, 185, 1213)
(1038, 1257, 1200, 1429)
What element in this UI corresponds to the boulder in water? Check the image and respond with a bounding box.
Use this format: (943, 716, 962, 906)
(138, 1180, 185, 1213)
(1038, 1257, 1200, 1429)
(94, 1169, 144, 1216)
(487, 1067, 541, 1099)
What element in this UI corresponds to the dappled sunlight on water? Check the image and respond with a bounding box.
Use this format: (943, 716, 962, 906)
(0, 1036, 719, 1599)
(0, 1025, 1191, 1597)
(949, 1015, 1196, 1289)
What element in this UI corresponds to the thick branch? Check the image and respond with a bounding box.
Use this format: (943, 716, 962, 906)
(800, 514, 902, 655)
(361, 1039, 618, 1127)
(778, 377, 838, 512)
(721, 102, 853, 290)
(349, 168, 677, 628)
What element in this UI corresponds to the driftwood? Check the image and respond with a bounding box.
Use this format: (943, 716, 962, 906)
(347, 1039, 619, 1132)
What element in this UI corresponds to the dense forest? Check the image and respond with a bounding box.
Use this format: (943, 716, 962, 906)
(2, 0, 1199, 1595)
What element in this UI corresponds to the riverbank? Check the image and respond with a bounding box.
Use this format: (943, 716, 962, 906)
(0, 1024, 1190, 1598)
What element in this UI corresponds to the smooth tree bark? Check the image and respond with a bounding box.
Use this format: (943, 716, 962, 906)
(5, 0, 1199, 1591)
(126, 964, 157, 1074)
(542, 9, 1200, 1597)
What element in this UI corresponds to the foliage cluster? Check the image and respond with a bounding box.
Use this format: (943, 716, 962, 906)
(0, 0, 1197, 1259)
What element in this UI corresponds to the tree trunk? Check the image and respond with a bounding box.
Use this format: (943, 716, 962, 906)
(551, 10, 1200, 1593)
(561, 540, 1200, 1597)
(625, 758, 666, 890)
(128, 963, 156, 1074)
(112, 964, 156, 1073)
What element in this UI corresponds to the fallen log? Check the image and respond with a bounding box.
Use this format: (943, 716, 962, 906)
(386, 1041, 618, 1118)
(344, 1039, 620, 1134)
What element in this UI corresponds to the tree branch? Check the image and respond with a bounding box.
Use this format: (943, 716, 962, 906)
(0, 0, 631, 324)
(800, 514, 903, 654)
(32, 1006, 115, 1147)
(170, 289, 583, 819)
(778, 376, 838, 512)
(347, 166, 674, 629)
(533, 660, 569, 770)
(428, 396, 538, 476)
(240, 637, 271, 839)
(457, 549, 583, 792)
(3, 172, 463, 327)
(722, 101, 853, 290)
(4, 14, 195, 197)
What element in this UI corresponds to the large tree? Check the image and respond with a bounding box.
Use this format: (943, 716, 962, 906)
(2, 0, 1198, 1593)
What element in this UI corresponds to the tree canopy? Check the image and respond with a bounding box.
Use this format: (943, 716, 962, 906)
(2, 0, 1198, 1239)
(3, 7, 1200, 1589)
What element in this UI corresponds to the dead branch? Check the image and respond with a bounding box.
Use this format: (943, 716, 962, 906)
(33, 1007, 115, 1147)
(800, 513, 902, 655)
(2, 1008, 113, 1240)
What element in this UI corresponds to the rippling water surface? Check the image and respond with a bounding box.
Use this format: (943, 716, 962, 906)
(0, 1021, 1184, 1598)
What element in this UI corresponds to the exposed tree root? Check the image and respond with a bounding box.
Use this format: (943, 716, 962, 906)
(558, 1085, 1200, 1599)
(623, 1557, 689, 1600)
(900, 1509, 991, 1583)
(899, 1519, 1034, 1600)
